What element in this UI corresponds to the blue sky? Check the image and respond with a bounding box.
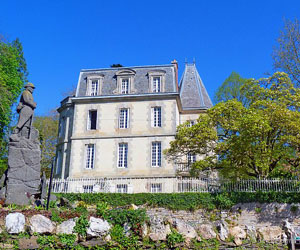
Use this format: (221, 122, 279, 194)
(1, 0, 300, 115)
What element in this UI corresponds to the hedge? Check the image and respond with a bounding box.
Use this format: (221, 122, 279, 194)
(55, 191, 300, 211)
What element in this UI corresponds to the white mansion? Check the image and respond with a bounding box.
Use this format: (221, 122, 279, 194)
(54, 60, 212, 193)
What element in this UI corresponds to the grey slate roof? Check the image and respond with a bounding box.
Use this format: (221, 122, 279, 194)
(76, 65, 176, 97)
(179, 63, 212, 110)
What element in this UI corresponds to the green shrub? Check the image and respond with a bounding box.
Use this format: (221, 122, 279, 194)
(167, 229, 185, 248)
(51, 210, 63, 223)
(56, 191, 300, 211)
(74, 215, 89, 238)
(110, 224, 139, 249)
(96, 201, 109, 217)
(104, 208, 148, 232)
(291, 204, 298, 213)
(58, 234, 76, 248)
(37, 235, 58, 249)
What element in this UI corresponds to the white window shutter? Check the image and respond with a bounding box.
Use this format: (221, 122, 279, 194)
(151, 108, 154, 127)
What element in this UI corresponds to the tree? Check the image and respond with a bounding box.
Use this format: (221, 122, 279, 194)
(214, 72, 248, 105)
(110, 64, 123, 68)
(0, 37, 28, 175)
(33, 111, 59, 177)
(165, 72, 300, 179)
(273, 18, 300, 87)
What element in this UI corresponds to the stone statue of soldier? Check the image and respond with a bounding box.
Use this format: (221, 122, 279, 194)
(12, 82, 37, 139)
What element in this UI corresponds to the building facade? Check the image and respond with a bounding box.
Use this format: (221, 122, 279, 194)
(55, 61, 212, 192)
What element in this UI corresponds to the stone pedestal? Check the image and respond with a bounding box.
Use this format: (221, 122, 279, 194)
(4, 128, 41, 205)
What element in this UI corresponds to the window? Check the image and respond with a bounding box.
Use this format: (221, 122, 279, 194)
(119, 108, 129, 128)
(121, 78, 129, 94)
(151, 107, 161, 127)
(187, 152, 196, 164)
(151, 142, 161, 167)
(148, 70, 165, 92)
(116, 184, 128, 193)
(187, 120, 195, 127)
(118, 143, 128, 168)
(152, 77, 161, 92)
(88, 110, 97, 130)
(86, 144, 95, 169)
(90, 80, 99, 96)
(151, 183, 162, 193)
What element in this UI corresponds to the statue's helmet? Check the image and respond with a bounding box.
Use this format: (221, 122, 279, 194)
(25, 82, 35, 89)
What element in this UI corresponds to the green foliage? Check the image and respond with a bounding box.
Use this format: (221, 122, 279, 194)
(96, 201, 109, 217)
(291, 204, 298, 213)
(33, 112, 58, 178)
(110, 224, 139, 249)
(104, 208, 148, 232)
(51, 210, 63, 223)
(166, 72, 300, 179)
(167, 229, 185, 248)
(58, 234, 76, 248)
(37, 235, 58, 249)
(255, 207, 262, 213)
(57, 192, 300, 211)
(214, 71, 248, 105)
(73, 214, 89, 237)
(0, 37, 28, 176)
(110, 64, 123, 68)
(214, 193, 234, 209)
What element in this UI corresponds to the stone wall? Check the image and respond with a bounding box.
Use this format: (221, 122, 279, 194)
(0, 202, 298, 249)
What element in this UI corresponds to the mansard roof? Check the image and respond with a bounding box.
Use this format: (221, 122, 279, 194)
(76, 64, 177, 97)
(179, 63, 212, 110)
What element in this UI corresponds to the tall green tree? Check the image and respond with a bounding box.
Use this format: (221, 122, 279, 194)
(33, 111, 59, 177)
(165, 72, 300, 179)
(0, 37, 28, 175)
(273, 18, 300, 87)
(214, 71, 248, 105)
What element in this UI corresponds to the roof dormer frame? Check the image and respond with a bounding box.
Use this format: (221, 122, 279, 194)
(114, 69, 137, 94)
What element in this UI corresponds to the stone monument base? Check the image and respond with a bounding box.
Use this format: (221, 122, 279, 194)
(0, 128, 41, 205)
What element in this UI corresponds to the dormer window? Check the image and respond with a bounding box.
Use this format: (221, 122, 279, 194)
(90, 80, 99, 96)
(114, 69, 136, 94)
(148, 70, 166, 93)
(152, 77, 161, 92)
(121, 78, 129, 94)
(86, 75, 104, 96)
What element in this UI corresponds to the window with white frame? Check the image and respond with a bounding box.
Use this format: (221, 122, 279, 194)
(116, 184, 128, 193)
(151, 142, 161, 167)
(85, 144, 95, 169)
(151, 183, 162, 193)
(151, 107, 161, 127)
(90, 80, 99, 96)
(118, 143, 128, 168)
(187, 152, 196, 164)
(119, 108, 129, 129)
(187, 120, 195, 127)
(152, 77, 161, 92)
(88, 110, 97, 130)
(121, 78, 129, 94)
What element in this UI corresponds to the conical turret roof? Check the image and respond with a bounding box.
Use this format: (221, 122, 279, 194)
(179, 63, 212, 110)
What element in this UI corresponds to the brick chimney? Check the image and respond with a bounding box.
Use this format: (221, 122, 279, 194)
(171, 59, 178, 91)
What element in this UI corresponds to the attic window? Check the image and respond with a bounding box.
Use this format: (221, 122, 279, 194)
(114, 69, 136, 94)
(86, 75, 104, 96)
(148, 70, 166, 93)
